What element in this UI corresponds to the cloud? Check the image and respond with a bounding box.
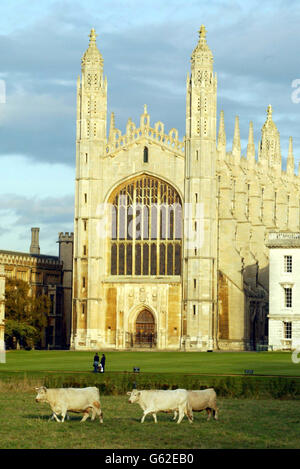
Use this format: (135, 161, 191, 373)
(0, 0, 300, 254)
(0, 193, 74, 226)
(0, 193, 74, 255)
(0, 0, 300, 167)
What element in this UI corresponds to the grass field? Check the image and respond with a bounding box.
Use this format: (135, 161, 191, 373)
(1, 350, 300, 376)
(1, 350, 300, 450)
(0, 391, 299, 449)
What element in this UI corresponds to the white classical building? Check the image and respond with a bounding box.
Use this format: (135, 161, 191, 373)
(267, 232, 300, 350)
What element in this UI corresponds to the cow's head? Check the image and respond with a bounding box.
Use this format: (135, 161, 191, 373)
(35, 386, 48, 403)
(127, 389, 140, 403)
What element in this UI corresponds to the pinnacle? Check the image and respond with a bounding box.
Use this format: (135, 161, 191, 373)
(199, 24, 207, 40)
(247, 121, 255, 162)
(248, 121, 254, 144)
(217, 110, 226, 148)
(191, 25, 213, 65)
(81, 28, 103, 67)
(262, 104, 279, 135)
(89, 28, 98, 44)
(233, 116, 241, 147)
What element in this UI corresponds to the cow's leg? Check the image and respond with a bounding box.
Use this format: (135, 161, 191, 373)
(80, 410, 90, 422)
(99, 410, 104, 423)
(185, 406, 193, 424)
(141, 409, 152, 423)
(213, 407, 219, 420)
(206, 408, 212, 421)
(173, 411, 177, 421)
(61, 407, 68, 423)
(152, 413, 157, 423)
(90, 407, 96, 421)
(52, 413, 61, 423)
(177, 406, 185, 424)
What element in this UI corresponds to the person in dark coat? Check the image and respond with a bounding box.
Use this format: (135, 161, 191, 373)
(93, 353, 99, 373)
(100, 354, 106, 373)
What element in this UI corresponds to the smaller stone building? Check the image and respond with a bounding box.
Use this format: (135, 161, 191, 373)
(267, 232, 300, 350)
(0, 228, 73, 348)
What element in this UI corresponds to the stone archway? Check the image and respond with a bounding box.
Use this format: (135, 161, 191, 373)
(134, 309, 156, 348)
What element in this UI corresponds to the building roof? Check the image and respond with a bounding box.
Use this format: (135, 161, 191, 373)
(266, 232, 300, 248)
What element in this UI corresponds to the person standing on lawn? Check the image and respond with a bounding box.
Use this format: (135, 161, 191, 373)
(100, 353, 106, 372)
(93, 353, 100, 373)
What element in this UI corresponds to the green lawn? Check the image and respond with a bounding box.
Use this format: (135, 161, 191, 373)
(1, 351, 300, 449)
(0, 392, 299, 449)
(1, 350, 300, 376)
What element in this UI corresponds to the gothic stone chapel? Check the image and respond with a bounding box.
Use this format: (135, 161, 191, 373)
(71, 26, 298, 351)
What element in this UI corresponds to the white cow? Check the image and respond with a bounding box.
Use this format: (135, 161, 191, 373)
(173, 388, 219, 421)
(35, 386, 103, 423)
(127, 389, 193, 424)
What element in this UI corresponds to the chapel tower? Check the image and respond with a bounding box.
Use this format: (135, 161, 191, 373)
(183, 26, 218, 349)
(72, 29, 107, 348)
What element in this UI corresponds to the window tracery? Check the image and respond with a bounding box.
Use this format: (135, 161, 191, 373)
(110, 176, 182, 276)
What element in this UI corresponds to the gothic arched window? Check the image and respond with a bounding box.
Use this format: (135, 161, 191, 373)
(110, 175, 182, 276)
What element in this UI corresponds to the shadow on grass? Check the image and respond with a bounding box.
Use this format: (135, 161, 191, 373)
(24, 413, 87, 422)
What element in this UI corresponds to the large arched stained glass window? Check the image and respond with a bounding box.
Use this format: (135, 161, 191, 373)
(110, 175, 182, 276)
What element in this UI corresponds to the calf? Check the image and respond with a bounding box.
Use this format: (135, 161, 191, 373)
(35, 386, 103, 423)
(127, 389, 193, 424)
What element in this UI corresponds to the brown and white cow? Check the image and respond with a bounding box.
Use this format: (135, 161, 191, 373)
(173, 388, 219, 421)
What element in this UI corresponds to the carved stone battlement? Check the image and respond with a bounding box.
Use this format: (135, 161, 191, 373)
(58, 232, 74, 242)
(105, 106, 184, 157)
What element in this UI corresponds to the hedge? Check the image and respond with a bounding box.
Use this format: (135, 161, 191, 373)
(1, 371, 299, 399)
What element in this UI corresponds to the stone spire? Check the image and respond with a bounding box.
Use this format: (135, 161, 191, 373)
(191, 24, 213, 70)
(260, 105, 281, 171)
(246, 121, 255, 166)
(217, 110, 226, 155)
(286, 136, 295, 177)
(81, 28, 103, 69)
(232, 115, 241, 165)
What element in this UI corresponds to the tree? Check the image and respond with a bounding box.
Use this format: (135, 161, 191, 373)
(4, 278, 51, 349)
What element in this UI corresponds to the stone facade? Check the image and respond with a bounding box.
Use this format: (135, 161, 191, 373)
(71, 27, 299, 351)
(0, 229, 73, 348)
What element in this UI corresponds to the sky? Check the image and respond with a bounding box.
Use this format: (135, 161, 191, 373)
(0, 0, 300, 255)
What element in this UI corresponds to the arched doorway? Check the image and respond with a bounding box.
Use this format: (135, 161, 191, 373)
(134, 309, 156, 348)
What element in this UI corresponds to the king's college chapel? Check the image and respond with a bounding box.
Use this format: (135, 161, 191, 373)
(71, 26, 298, 351)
